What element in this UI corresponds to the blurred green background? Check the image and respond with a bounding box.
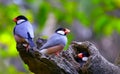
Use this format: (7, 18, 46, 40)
(0, 0, 120, 74)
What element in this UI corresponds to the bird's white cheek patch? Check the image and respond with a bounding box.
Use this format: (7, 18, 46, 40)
(17, 19, 25, 24)
(82, 57, 88, 61)
(57, 31, 65, 35)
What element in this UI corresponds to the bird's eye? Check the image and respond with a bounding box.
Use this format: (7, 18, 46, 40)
(17, 18, 20, 20)
(63, 29, 66, 31)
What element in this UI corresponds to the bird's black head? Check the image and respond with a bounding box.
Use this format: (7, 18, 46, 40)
(55, 28, 65, 32)
(55, 28, 70, 35)
(13, 15, 28, 24)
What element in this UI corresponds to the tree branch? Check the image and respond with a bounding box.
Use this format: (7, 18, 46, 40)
(16, 38, 120, 74)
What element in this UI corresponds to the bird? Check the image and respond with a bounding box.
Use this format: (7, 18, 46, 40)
(77, 52, 89, 61)
(13, 15, 35, 51)
(39, 28, 70, 55)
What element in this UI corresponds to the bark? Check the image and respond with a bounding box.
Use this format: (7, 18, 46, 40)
(16, 38, 120, 74)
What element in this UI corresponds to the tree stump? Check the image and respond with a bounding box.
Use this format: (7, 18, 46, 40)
(16, 38, 120, 74)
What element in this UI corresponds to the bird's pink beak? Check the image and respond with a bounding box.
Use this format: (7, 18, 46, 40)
(78, 53, 83, 59)
(13, 18, 17, 22)
(65, 28, 70, 34)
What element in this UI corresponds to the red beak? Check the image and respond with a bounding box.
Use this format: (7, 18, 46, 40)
(65, 28, 70, 34)
(13, 18, 17, 22)
(78, 53, 83, 59)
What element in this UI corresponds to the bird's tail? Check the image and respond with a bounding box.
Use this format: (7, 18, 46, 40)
(28, 38, 35, 47)
(39, 49, 47, 54)
(27, 32, 35, 48)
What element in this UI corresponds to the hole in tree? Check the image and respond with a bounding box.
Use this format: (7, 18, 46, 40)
(73, 45, 90, 67)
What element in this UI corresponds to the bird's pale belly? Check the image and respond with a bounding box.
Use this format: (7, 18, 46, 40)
(46, 44, 64, 54)
(14, 35, 27, 43)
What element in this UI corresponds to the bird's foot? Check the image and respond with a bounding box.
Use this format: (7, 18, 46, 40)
(22, 44, 29, 52)
(55, 52, 60, 56)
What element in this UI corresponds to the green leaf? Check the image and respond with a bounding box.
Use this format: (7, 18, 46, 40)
(36, 2, 50, 29)
(94, 15, 109, 34)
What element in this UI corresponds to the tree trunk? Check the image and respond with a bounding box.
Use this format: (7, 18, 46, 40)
(16, 38, 120, 74)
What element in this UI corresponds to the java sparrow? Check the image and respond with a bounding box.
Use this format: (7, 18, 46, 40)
(39, 28, 70, 55)
(77, 52, 89, 61)
(13, 15, 35, 51)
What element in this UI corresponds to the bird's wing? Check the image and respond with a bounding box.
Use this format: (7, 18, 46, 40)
(26, 21, 34, 38)
(14, 21, 34, 39)
(40, 34, 65, 49)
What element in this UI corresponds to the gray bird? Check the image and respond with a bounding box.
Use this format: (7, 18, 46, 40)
(13, 15, 35, 51)
(39, 28, 70, 55)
